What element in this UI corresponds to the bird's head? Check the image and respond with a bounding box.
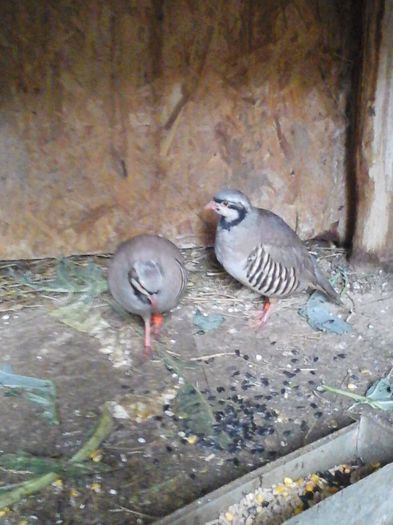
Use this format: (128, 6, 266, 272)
(205, 189, 251, 229)
(129, 260, 163, 309)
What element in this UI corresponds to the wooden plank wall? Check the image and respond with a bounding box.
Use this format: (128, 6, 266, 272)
(352, 0, 393, 265)
(0, 0, 356, 259)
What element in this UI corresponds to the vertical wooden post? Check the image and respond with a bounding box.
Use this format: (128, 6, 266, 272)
(352, 0, 393, 264)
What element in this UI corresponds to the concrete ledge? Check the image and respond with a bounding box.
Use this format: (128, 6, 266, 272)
(154, 417, 393, 525)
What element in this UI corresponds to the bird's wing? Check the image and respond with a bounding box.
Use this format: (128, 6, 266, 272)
(242, 209, 316, 296)
(174, 257, 188, 299)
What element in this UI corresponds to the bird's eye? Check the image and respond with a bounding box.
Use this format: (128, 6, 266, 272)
(222, 200, 228, 207)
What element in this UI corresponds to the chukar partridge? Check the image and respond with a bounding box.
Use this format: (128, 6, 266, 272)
(108, 234, 187, 355)
(206, 189, 340, 325)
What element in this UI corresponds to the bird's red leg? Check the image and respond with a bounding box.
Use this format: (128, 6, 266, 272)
(143, 314, 164, 358)
(151, 313, 164, 336)
(143, 317, 153, 357)
(256, 297, 275, 328)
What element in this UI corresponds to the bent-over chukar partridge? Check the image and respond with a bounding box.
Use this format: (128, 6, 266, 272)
(108, 234, 187, 356)
(206, 189, 340, 325)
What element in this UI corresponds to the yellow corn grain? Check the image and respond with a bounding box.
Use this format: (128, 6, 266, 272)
(90, 449, 103, 462)
(255, 493, 264, 504)
(273, 484, 288, 496)
(186, 435, 198, 445)
(304, 482, 315, 493)
(52, 479, 63, 489)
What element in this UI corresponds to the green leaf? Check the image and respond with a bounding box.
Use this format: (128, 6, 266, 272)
(157, 348, 231, 448)
(320, 378, 393, 412)
(193, 309, 224, 333)
(11, 259, 107, 299)
(50, 301, 110, 334)
(0, 409, 114, 509)
(0, 367, 58, 424)
(0, 452, 109, 477)
(173, 383, 215, 435)
(298, 291, 351, 334)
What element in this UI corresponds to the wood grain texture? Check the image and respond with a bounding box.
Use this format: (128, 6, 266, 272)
(0, 0, 355, 259)
(352, 0, 393, 263)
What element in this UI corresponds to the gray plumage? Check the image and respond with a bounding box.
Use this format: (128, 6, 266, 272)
(209, 189, 340, 303)
(108, 234, 187, 351)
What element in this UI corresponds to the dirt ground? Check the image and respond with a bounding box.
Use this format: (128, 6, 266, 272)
(0, 245, 392, 525)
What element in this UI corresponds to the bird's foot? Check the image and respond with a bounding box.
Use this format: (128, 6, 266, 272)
(151, 313, 164, 336)
(249, 299, 272, 330)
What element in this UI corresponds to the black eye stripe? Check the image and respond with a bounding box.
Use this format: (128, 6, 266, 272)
(214, 199, 243, 210)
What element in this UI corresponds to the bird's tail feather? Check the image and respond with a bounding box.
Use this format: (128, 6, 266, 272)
(315, 270, 342, 305)
(311, 259, 342, 305)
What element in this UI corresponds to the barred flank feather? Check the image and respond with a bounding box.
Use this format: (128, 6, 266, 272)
(246, 245, 299, 298)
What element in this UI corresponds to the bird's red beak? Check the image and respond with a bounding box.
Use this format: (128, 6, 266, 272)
(205, 200, 217, 212)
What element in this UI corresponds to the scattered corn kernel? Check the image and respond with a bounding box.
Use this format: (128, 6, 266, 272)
(52, 479, 63, 489)
(90, 449, 103, 462)
(186, 435, 198, 445)
(255, 493, 264, 504)
(215, 463, 373, 524)
(0, 508, 10, 518)
(310, 474, 320, 484)
(273, 484, 288, 495)
(304, 482, 315, 492)
(347, 383, 357, 390)
(90, 482, 101, 493)
(69, 488, 80, 498)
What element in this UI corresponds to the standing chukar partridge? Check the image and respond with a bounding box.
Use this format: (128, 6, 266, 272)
(206, 189, 340, 325)
(108, 234, 187, 356)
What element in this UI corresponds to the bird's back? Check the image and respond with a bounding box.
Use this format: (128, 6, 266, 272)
(108, 235, 187, 315)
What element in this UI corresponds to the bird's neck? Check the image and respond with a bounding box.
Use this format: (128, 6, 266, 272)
(219, 208, 247, 231)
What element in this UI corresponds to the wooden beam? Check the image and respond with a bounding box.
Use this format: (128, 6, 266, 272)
(352, 0, 393, 264)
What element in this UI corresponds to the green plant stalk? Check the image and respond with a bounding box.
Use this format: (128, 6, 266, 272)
(320, 385, 368, 402)
(320, 385, 390, 410)
(0, 409, 113, 509)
